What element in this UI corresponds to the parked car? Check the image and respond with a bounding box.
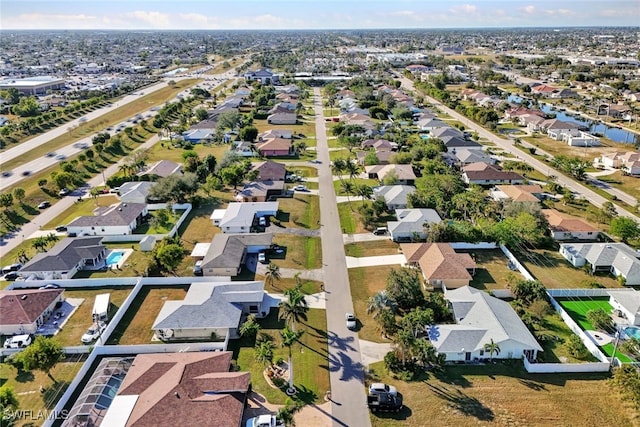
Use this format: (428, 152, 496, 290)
(39, 283, 60, 290)
(369, 383, 398, 396)
(367, 392, 403, 413)
(258, 251, 267, 264)
(38, 201, 51, 209)
(3, 334, 32, 349)
(3, 272, 19, 281)
(1, 263, 22, 274)
(81, 322, 107, 344)
(109, 187, 120, 194)
(309, 159, 322, 164)
(193, 260, 203, 276)
(58, 188, 71, 196)
(258, 216, 267, 227)
(245, 414, 282, 427)
(373, 227, 388, 235)
(346, 312, 357, 330)
(55, 225, 67, 232)
(293, 185, 308, 192)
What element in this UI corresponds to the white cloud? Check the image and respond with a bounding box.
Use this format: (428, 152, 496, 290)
(389, 10, 416, 17)
(449, 4, 478, 15)
(7, 13, 101, 29)
(124, 11, 171, 28)
(522, 5, 536, 14)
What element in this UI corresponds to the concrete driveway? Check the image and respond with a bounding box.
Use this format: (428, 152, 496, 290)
(345, 255, 406, 268)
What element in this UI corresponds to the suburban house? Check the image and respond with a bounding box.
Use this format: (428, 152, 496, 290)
(402, 243, 476, 289)
(267, 112, 297, 125)
(250, 160, 287, 182)
(595, 151, 640, 176)
(540, 119, 582, 133)
(387, 209, 442, 242)
(361, 139, 397, 151)
(102, 352, 249, 427)
(232, 140, 257, 157)
(441, 136, 482, 152)
(560, 242, 640, 285)
(269, 102, 296, 113)
(67, 203, 148, 236)
(447, 149, 497, 167)
(201, 233, 273, 276)
(138, 161, 182, 178)
(490, 184, 544, 204)
(462, 163, 524, 186)
(547, 129, 601, 147)
(356, 147, 395, 165)
(504, 107, 545, 121)
(236, 180, 285, 202)
(181, 128, 214, 143)
(255, 137, 294, 157)
(607, 290, 640, 326)
(244, 68, 279, 84)
(0, 289, 65, 335)
(211, 202, 279, 233)
(430, 127, 463, 139)
(542, 209, 599, 241)
(373, 185, 416, 210)
(119, 181, 154, 204)
(19, 237, 107, 280)
(258, 129, 293, 141)
(152, 281, 268, 340)
(417, 118, 448, 132)
(429, 286, 543, 362)
(365, 164, 416, 185)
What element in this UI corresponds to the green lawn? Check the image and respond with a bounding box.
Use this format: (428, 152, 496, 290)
(255, 275, 323, 295)
(469, 249, 517, 291)
(271, 235, 322, 270)
(597, 171, 640, 202)
(344, 240, 399, 257)
(0, 355, 87, 426)
(333, 178, 378, 195)
(557, 298, 633, 362)
(348, 266, 396, 343)
(338, 200, 394, 234)
(274, 195, 320, 230)
(145, 140, 231, 164)
(53, 287, 132, 347)
(106, 285, 189, 345)
(366, 361, 635, 427)
(232, 308, 329, 405)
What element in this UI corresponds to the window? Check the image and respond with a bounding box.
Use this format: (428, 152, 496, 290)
(249, 305, 259, 313)
(479, 350, 484, 356)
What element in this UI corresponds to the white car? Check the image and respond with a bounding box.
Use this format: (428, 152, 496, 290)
(368, 382, 398, 396)
(345, 312, 357, 330)
(81, 322, 107, 344)
(293, 185, 308, 192)
(245, 414, 282, 427)
(258, 252, 267, 264)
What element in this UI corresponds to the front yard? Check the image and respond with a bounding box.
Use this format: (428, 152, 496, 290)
(366, 362, 635, 427)
(274, 195, 320, 230)
(348, 266, 396, 343)
(271, 235, 322, 270)
(232, 308, 330, 405)
(43, 195, 120, 229)
(344, 240, 399, 257)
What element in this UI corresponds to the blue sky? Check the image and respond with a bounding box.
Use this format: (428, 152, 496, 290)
(1, 0, 638, 30)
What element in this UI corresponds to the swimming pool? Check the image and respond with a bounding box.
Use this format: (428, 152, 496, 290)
(106, 251, 124, 267)
(623, 326, 640, 340)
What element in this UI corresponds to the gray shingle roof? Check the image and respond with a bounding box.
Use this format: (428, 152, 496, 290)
(387, 209, 441, 235)
(68, 203, 146, 227)
(152, 281, 265, 330)
(202, 233, 273, 270)
(373, 185, 415, 208)
(20, 237, 105, 273)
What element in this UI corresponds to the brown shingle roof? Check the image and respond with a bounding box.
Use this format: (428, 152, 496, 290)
(403, 243, 476, 281)
(118, 351, 249, 427)
(496, 185, 543, 202)
(542, 209, 598, 233)
(0, 289, 64, 325)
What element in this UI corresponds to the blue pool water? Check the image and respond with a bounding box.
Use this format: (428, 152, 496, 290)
(623, 326, 640, 340)
(106, 251, 124, 266)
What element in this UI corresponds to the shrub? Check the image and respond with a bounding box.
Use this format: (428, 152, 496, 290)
(565, 334, 590, 359)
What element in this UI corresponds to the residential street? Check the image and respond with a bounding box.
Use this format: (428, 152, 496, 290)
(313, 87, 371, 427)
(399, 76, 640, 222)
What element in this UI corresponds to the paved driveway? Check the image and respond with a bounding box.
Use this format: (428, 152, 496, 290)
(345, 254, 406, 268)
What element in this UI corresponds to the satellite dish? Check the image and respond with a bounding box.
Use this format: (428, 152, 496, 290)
(161, 329, 174, 338)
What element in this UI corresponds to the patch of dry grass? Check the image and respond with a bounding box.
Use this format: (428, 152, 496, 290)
(348, 266, 395, 343)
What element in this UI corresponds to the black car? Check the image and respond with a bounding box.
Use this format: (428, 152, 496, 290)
(22, 171, 31, 176)
(3, 272, 19, 281)
(38, 201, 51, 209)
(55, 225, 67, 232)
(1, 171, 11, 177)
(367, 393, 403, 413)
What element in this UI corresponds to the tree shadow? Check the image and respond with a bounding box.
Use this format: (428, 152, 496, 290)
(42, 381, 70, 409)
(518, 378, 548, 391)
(427, 383, 494, 421)
(15, 368, 35, 383)
(328, 350, 365, 383)
(433, 368, 472, 388)
(290, 384, 317, 405)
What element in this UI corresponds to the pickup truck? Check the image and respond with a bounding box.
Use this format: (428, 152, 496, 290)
(367, 392, 403, 413)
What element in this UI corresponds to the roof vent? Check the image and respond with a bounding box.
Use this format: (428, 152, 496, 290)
(20, 295, 27, 300)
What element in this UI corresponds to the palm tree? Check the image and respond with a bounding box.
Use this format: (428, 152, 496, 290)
(344, 159, 360, 181)
(354, 184, 373, 201)
(277, 405, 302, 427)
(280, 326, 304, 394)
(367, 290, 397, 319)
(341, 180, 355, 211)
(264, 263, 281, 290)
(255, 339, 275, 369)
(279, 287, 308, 331)
(331, 158, 347, 182)
(484, 338, 501, 362)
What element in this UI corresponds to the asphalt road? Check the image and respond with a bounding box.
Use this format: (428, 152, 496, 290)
(399, 76, 640, 222)
(312, 88, 371, 427)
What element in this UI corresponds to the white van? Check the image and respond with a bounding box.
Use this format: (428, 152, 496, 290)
(3, 334, 32, 349)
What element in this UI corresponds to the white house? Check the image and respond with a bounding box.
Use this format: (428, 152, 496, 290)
(428, 286, 543, 362)
(18, 237, 107, 280)
(152, 281, 268, 341)
(211, 202, 279, 233)
(373, 185, 415, 210)
(119, 182, 154, 204)
(560, 242, 640, 285)
(267, 112, 297, 125)
(67, 203, 148, 236)
(607, 289, 640, 326)
(0, 289, 65, 335)
(201, 233, 273, 276)
(542, 209, 599, 241)
(387, 208, 441, 242)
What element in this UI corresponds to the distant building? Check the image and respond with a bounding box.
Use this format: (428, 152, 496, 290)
(0, 76, 66, 95)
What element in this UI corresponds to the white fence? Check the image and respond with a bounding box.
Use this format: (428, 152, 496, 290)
(547, 288, 617, 298)
(450, 242, 498, 250)
(523, 357, 609, 373)
(499, 243, 536, 281)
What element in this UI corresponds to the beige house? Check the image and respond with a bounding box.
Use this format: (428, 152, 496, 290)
(0, 289, 65, 335)
(543, 209, 599, 241)
(402, 243, 476, 289)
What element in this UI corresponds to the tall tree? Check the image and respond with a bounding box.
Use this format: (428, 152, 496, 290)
(0, 384, 19, 427)
(484, 339, 501, 362)
(279, 286, 309, 331)
(280, 326, 304, 394)
(386, 267, 425, 312)
(17, 336, 64, 383)
(367, 290, 397, 319)
(264, 263, 281, 290)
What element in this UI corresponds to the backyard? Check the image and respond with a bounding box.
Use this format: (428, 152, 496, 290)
(468, 249, 518, 291)
(106, 285, 189, 345)
(556, 297, 633, 362)
(0, 355, 87, 427)
(54, 287, 132, 347)
(366, 362, 636, 427)
(232, 308, 330, 406)
(519, 248, 622, 289)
